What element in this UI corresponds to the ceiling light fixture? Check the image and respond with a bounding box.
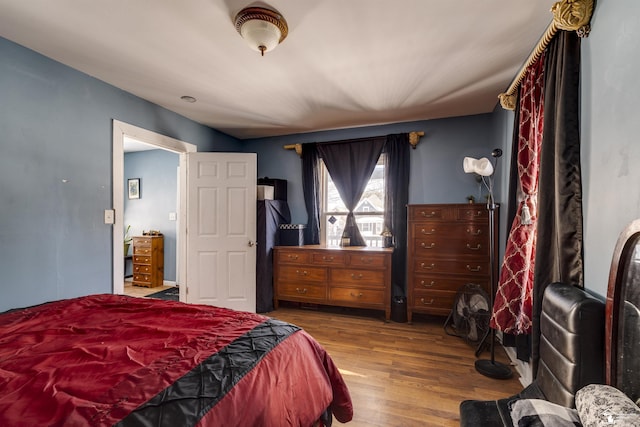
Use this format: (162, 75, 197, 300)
(234, 6, 288, 56)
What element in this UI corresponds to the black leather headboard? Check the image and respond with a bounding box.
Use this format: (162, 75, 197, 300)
(460, 283, 606, 426)
(537, 282, 605, 407)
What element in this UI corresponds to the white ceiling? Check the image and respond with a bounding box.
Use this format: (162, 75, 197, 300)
(0, 0, 557, 140)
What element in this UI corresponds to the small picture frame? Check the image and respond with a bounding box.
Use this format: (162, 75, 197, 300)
(128, 178, 141, 199)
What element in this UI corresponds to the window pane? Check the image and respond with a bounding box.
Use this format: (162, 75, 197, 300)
(322, 156, 385, 247)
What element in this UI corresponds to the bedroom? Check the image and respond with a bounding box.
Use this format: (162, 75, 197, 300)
(0, 0, 639, 425)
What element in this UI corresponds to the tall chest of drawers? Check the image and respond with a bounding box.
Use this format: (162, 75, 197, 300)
(407, 204, 498, 322)
(273, 245, 392, 320)
(132, 235, 164, 288)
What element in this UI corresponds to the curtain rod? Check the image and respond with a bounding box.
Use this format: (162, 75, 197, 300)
(283, 131, 424, 156)
(498, 0, 594, 110)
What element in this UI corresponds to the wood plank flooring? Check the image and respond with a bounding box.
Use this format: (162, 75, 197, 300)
(267, 304, 524, 427)
(123, 280, 173, 298)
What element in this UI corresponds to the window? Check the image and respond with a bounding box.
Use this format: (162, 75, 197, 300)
(320, 155, 385, 247)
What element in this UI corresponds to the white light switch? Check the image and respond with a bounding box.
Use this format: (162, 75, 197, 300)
(104, 209, 115, 224)
(169, 212, 177, 221)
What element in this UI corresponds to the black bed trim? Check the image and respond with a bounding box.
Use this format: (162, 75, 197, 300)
(115, 318, 300, 427)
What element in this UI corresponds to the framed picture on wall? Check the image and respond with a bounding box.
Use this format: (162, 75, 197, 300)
(128, 178, 141, 199)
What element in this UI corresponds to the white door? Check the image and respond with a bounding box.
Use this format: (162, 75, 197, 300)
(181, 152, 257, 312)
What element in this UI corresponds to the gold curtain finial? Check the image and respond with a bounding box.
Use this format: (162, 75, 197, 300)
(409, 131, 425, 149)
(499, 0, 595, 110)
(552, 0, 594, 33)
(498, 93, 517, 111)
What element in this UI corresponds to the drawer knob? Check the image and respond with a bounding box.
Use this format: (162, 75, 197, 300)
(466, 210, 483, 217)
(420, 242, 435, 249)
(420, 263, 435, 270)
(360, 257, 373, 264)
(420, 280, 435, 287)
(466, 228, 482, 236)
(322, 256, 334, 261)
(466, 265, 482, 272)
(351, 273, 364, 279)
(287, 254, 299, 260)
(296, 270, 308, 276)
(421, 228, 436, 235)
(350, 292, 363, 298)
(466, 244, 482, 251)
(295, 288, 307, 294)
(420, 298, 434, 305)
(420, 211, 436, 217)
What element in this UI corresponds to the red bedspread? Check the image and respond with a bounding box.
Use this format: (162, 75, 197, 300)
(0, 295, 352, 426)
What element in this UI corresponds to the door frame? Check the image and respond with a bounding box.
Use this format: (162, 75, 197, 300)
(112, 120, 196, 296)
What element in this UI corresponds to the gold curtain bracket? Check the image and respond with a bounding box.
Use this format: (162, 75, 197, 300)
(409, 131, 425, 149)
(283, 143, 302, 156)
(499, 0, 594, 110)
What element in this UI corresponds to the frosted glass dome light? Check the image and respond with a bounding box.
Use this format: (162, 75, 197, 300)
(235, 7, 288, 56)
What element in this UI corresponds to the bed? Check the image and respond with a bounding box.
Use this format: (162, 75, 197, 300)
(0, 294, 353, 426)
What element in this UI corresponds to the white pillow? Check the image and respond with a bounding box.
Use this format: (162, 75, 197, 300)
(509, 398, 581, 426)
(575, 384, 640, 427)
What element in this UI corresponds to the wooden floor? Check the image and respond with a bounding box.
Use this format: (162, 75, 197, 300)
(123, 279, 173, 298)
(267, 304, 523, 427)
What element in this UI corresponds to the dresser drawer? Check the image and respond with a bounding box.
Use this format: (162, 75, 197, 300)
(133, 273, 151, 283)
(276, 250, 311, 265)
(311, 251, 346, 266)
(412, 259, 490, 275)
(331, 268, 385, 287)
(412, 236, 489, 257)
(412, 274, 489, 293)
(277, 282, 326, 300)
(329, 287, 384, 305)
(132, 237, 153, 247)
(410, 223, 489, 240)
(133, 245, 154, 256)
(277, 265, 327, 283)
(455, 207, 489, 221)
(133, 255, 151, 264)
(133, 264, 152, 274)
(408, 206, 446, 221)
(348, 253, 386, 268)
(411, 289, 457, 312)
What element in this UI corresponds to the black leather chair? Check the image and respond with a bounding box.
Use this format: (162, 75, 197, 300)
(459, 282, 605, 426)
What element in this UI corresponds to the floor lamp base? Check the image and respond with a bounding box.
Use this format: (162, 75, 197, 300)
(475, 359, 513, 380)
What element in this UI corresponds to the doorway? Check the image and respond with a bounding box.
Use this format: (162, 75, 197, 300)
(112, 120, 196, 296)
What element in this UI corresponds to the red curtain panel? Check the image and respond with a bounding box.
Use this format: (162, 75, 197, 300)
(491, 53, 545, 335)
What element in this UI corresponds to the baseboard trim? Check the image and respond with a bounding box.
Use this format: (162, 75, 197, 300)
(504, 346, 533, 387)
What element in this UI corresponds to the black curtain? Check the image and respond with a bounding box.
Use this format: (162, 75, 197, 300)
(531, 30, 584, 377)
(301, 143, 320, 244)
(384, 133, 410, 296)
(317, 138, 386, 246)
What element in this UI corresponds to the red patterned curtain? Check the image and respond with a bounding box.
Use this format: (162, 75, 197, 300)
(491, 53, 545, 335)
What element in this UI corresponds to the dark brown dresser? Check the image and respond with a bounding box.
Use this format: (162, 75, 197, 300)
(406, 204, 498, 322)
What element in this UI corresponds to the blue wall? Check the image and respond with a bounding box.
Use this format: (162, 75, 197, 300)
(1, 0, 638, 311)
(580, 1, 640, 297)
(124, 150, 179, 281)
(0, 37, 241, 312)
(242, 114, 498, 224)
